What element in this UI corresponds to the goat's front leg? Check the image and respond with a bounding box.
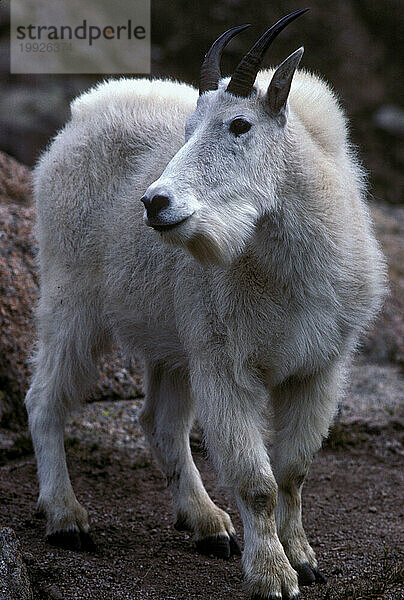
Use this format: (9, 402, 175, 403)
(192, 359, 299, 600)
(271, 364, 341, 586)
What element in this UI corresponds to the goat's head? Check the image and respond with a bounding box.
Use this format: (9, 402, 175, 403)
(141, 9, 308, 266)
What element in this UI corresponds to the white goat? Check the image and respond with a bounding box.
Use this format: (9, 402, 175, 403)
(25, 10, 386, 599)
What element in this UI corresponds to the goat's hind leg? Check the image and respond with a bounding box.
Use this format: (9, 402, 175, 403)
(25, 298, 109, 551)
(139, 362, 240, 559)
(271, 364, 341, 585)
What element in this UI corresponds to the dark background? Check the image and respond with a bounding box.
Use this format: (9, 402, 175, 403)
(0, 0, 403, 204)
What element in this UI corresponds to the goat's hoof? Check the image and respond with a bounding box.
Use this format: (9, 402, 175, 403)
(195, 532, 240, 559)
(313, 567, 327, 583)
(229, 532, 242, 555)
(295, 562, 326, 586)
(295, 563, 316, 585)
(47, 529, 96, 552)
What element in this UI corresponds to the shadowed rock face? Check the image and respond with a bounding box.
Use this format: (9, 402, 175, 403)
(0, 153, 402, 431)
(364, 204, 404, 368)
(0, 201, 37, 429)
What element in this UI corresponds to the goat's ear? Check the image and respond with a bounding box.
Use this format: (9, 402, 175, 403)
(265, 47, 304, 117)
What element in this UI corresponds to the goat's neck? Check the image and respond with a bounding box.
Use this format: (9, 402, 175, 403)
(246, 191, 335, 289)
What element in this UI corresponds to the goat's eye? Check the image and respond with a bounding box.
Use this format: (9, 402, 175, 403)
(229, 118, 252, 136)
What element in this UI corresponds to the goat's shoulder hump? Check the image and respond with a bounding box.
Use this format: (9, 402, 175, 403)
(258, 68, 348, 155)
(70, 77, 198, 121)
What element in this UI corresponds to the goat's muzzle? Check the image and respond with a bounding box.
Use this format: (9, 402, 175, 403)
(140, 193, 192, 231)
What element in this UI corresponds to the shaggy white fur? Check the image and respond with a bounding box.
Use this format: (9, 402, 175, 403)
(25, 56, 386, 599)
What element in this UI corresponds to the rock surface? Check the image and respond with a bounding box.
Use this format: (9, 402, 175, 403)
(0, 527, 33, 600)
(0, 153, 32, 206)
(339, 360, 404, 430)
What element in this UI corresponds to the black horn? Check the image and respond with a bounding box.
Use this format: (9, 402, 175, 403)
(226, 8, 309, 98)
(199, 24, 250, 95)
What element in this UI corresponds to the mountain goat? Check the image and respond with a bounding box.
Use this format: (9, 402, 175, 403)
(25, 9, 386, 599)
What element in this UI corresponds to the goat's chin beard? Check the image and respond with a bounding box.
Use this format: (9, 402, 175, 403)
(160, 211, 258, 268)
(185, 231, 234, 267)
(159, 226, 236, 266)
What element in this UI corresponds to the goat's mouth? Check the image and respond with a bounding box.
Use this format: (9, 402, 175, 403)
(148, 215, 192, 232)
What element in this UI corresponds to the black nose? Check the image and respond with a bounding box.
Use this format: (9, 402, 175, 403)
(140, 194, 171, 219)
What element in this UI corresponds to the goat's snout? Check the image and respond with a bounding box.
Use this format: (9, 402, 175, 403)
(140, 187, 196, 232)
(141, 191, 181, 232)
(141, 193, 171, 220)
